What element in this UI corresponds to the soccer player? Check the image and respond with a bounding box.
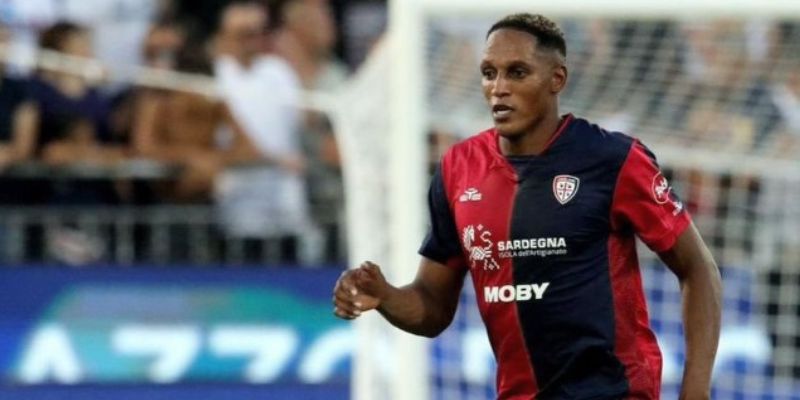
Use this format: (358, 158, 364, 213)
(333, 13, 721, 400)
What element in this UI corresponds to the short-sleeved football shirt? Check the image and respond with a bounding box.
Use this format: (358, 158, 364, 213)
(420, 114, 690, 399)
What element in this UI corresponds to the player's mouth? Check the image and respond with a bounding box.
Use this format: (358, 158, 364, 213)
(492, 104, 514, 120)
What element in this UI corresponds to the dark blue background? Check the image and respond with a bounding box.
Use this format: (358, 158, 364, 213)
(0, 265, 349, 400)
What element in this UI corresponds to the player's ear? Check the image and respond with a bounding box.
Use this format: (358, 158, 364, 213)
(551, 64, 567, 94)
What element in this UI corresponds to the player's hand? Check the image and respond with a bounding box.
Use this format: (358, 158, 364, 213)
(333, 261, 389, 320)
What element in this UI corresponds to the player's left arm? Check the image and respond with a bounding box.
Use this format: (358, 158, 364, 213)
(658, 222, 722, 400)
(612, 139, 722, 398)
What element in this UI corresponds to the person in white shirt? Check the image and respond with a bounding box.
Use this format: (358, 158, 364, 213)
(212, 1, 318, 263)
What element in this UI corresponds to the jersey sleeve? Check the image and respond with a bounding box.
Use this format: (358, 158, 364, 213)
(418, 166, 466, 270)
(611, 140, 691, 253)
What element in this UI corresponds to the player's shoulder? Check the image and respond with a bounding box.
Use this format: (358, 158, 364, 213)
(440, 128, 497, 167)
(568, 116, 638, 160)
(446, 128, 496, 155)
(435, 129, 498, 179)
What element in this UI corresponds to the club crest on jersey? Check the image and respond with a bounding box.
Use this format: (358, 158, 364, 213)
(552, 175, 580, 205)
(652, 172, 671, 204)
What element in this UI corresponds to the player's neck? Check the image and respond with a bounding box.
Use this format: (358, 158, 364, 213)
(499, 112, 562, 157)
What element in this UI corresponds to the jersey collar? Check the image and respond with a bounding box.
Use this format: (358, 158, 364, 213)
(489, 113, 575, 181)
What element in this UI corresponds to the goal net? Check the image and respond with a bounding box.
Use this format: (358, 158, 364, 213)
(336, 1, 800, 399)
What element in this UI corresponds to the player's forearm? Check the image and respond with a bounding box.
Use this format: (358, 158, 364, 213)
(377, 283, 451, 338)
(678, 262, 722, 399)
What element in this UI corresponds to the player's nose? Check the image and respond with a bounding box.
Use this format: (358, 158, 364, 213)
(490, 76, 511, 97)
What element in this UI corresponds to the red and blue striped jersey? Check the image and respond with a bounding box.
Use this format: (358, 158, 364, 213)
(420, 114, 690, 399)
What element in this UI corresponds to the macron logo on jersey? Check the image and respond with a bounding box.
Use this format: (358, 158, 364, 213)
(459, 188, 482, 202)
(484, 282, 550, 303)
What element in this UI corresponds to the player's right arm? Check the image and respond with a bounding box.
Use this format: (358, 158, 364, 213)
(333, 257, 466, 337)
(333, 163, 467, 337)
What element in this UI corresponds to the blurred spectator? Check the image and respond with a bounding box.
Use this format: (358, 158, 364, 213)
(273, 0, 347, 261)
(0, 0, 60, 76)
(0, 22, 38, 210)
(762, 53, 800, 156)
(133, 44, 261, 202)
(424, 23, 486, 137)
(141, 19, 186, 71)
(0, 23, 37, 170)
(26, 22, 126, 209)
(770, 54, 800, 134)
(272, 0, 347, 89)
(106, 20, 187, 162)
(212, 2, 318, 263)
(682, 21, 751, 87)
(338, 0, 386, 69)
(676, 21, 760, 150)
(0, 0, 159, 79)
(59, 0, 160, 82)
(10, 21, 130, 263)
(29, 22, 124, 167)
(159, 0, 235, 44)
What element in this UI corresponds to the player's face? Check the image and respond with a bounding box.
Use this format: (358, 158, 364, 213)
(480, 29, 566, 138)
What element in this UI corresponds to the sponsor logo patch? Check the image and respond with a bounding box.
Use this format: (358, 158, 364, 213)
(461, 225, 568, 268)
(484, 283, 550, 303)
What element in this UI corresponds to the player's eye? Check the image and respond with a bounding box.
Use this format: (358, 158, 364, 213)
(481, 68, 496, 80)
(509, 68, 528, 79)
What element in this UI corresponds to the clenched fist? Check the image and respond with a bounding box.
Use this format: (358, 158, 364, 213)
(333, 261, 390, 320)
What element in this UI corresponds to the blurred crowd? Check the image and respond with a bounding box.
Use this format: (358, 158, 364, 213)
(0, 0, 387, 264)
(0, 3, 798, 266)
(424, 18, 800, 275)
(427, 19, 800, 157)
(563, 19, 800, 156)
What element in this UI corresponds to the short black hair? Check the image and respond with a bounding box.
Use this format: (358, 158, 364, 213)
(267, 0, 292, 30)
(39, 21, 87, 51)
(175, 43, 212, 75)
(487, 13, 566, 58)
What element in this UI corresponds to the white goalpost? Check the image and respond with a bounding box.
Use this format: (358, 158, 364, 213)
(337, 1, 800, 400)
